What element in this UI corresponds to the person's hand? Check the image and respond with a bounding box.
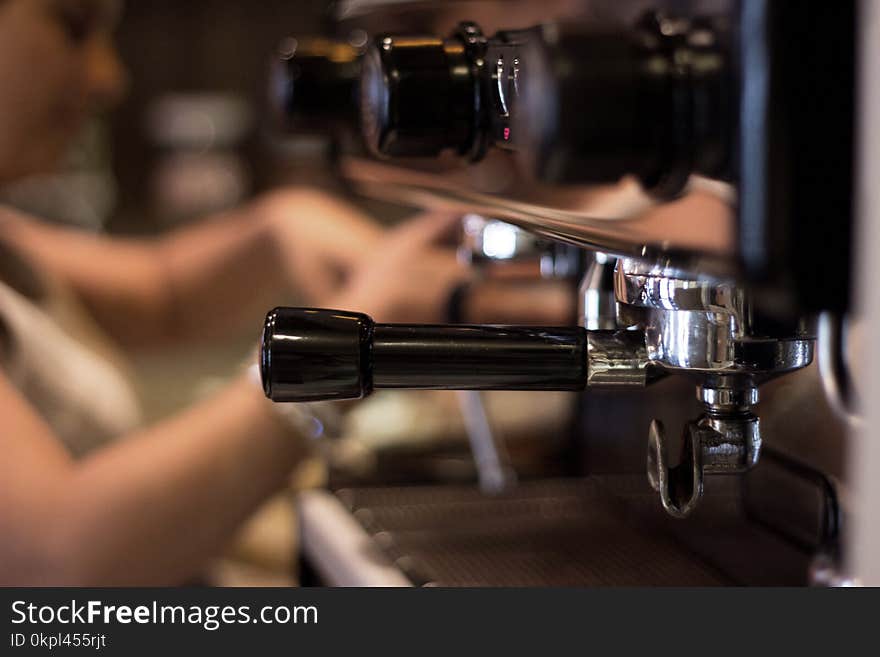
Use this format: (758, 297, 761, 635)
(258, 187, 383, 303)
(328, 211, 470, 323)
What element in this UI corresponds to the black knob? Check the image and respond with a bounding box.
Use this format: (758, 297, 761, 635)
(269, 36, 362, 133)
(516, 14, 731, 195)
(261, 307, 588, 402)
(261, 308, 373, 402)
(360, 31, 481, 158)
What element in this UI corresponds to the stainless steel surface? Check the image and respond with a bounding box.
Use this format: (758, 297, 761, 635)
(614, 257, 744, 313)
(613, 257, 813, 375)
(648, 396, 761, 519)
(615, 257, 745, 371)
(809, 554, 860, 587)
(343, 157, 736, 273)
(297, 490, 412, 587)
(579, 252, 618, 330)
(646, 309, 739, 371)
(698, 384, 759, 408)
(816, 313, 861, 429)
(850, 0, 880, 586)
(336, 479, 732, 586)
(647, 419, 702, 518)
(606, 258, 812, 516)
(698, 413, 762, 474)
(457, 389, 517, 494)
(459, 214, 544, 264)
(585, 330, 651, 388)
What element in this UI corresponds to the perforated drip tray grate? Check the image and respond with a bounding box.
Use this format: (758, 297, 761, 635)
(335, 479, 732, 586)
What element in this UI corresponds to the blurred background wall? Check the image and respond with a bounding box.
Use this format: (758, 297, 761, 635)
(0, 1, 333, 235)
(109, 0, 331, 234)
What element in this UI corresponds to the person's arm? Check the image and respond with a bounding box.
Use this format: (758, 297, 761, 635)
(0, 188, 383, 346)
(0, 367, 308, 586)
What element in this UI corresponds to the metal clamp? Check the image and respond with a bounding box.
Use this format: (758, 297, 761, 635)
(647, 380, 761, 518)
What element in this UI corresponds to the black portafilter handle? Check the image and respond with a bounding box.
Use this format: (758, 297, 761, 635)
(260, 307, 588, 402)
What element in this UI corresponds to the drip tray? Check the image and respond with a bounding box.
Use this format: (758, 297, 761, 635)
(318, 479, 732, 586)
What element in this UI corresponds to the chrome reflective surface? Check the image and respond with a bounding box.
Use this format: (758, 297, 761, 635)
(585, 330, 652, 389)
(849, 0, 880, 585)
(698, 383, 758, 408)
(343, 157, 736, 274)
(613, 257, 813, 376)
(615, 257, 744, 371)
(606, 258, 814, 517)
(614, 257, 744, 314)
(645, 310, 739, 370)
(579, 252, 618, 331)
(457, 390, 517, 495)
(648, 388, 762, 519)
(459, 214, 544, 263)
(816, 312, 862, 428)
(698, 414, 762, 474)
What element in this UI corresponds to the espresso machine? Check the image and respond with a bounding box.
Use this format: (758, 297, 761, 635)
(261, 0, 878, 585)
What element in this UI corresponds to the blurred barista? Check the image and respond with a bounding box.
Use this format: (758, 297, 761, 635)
(0, 0, 470, 584)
